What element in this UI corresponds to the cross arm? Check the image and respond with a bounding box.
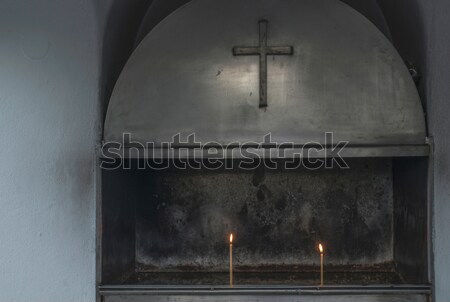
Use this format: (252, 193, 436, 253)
(266, 46, 294, 55)
(233, 46, 260, 56)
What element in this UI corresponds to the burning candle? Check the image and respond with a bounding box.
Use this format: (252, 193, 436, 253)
(229, 233, 233, 288)
(318, 243, 324, 287)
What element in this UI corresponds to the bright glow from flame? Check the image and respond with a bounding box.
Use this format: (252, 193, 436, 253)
(229, 233, 233, 244)
(319, 243, 324, 253)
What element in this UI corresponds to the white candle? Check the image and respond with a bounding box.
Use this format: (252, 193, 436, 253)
(318, 243, 324, 287)
(229, 233, 233, 288)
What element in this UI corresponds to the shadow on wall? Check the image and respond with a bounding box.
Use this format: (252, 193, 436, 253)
(134, 0, 192, 47)
(342, 0, 392, 40)
(376, 0, 428, 112)
(100, 0, 153, 123)
(134, 0, 393, 47)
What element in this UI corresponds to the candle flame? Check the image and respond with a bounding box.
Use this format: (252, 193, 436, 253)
(319, 243, 324, 253)
(229, 233, 233, 244)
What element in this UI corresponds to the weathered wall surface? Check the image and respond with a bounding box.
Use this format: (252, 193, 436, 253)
(377, 0, 450, 301)
(0, 0, 155, 300)
(426, 2, 450, 301)
(0, 1, 101, 301)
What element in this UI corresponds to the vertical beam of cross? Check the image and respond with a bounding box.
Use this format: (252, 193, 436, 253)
(233, 20, 294, 108)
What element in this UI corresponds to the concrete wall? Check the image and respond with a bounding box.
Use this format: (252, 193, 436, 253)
(377, 1, 450, 301)
(425, 2, 450, 301)
(0, 1, 101, 301)
(0, 0, 153, 300)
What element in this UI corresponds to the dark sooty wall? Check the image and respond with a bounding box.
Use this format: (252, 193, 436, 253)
(134, 158, 393, 272)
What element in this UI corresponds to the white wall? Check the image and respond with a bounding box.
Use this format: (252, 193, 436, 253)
(377, 1, 450, 300)
(0, 1, 101, 301)
(427, 1, 450, 301)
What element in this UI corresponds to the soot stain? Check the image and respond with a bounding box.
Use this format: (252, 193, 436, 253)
(252, 165, 265, 187)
